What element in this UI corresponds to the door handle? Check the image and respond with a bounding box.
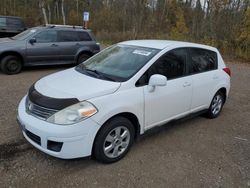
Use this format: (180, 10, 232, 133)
(183, 82, 191, 87)
(51, 44, 58, 47)
(213, 75, 219, 79)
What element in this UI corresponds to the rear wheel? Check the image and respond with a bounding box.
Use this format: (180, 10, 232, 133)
(1, 55, 22, 74)
(93, 116, 135, 163)
(206, 91, 225, 119)
(77, 54, 90, 64)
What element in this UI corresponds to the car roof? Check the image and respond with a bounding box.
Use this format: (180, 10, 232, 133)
(119, 40, 217, 51)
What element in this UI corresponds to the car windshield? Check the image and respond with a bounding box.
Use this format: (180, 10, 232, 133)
(76, 44, 160, 82)
(12, 28, 37, 40)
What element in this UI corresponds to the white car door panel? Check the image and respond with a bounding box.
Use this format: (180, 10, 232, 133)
(191, 70, 219, 111)
(144, 76, 192, 129)
(142, 48, 193, 130)
(187, 48, 220, 112)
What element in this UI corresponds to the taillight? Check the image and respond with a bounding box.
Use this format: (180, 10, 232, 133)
(223, 67, 231, 77)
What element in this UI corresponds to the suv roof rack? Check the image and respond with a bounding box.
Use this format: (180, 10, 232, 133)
(45, 24, 86, 29)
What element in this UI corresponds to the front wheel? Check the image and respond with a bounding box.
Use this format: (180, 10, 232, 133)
(77, 54, 90, 64)
(1, 55, 22, 75)
(93, 117, 135, 163)
(206, 91, 225, 119)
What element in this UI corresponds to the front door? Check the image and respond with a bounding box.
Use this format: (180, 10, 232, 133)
(143, 48, 193, 130)
(26, 30, 60, 64)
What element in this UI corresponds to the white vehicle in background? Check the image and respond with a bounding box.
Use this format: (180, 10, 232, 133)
(17, 40, 231, 163)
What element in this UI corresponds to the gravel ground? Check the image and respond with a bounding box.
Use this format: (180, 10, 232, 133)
(0, 62, 249, 188)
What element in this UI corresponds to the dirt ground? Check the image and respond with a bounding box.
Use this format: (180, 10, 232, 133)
(0, 61, 249, 188)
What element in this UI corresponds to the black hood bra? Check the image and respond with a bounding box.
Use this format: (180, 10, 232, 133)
(28, 84, 79, 110)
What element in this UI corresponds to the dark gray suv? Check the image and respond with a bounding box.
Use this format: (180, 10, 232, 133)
(0, 25, 100, 74)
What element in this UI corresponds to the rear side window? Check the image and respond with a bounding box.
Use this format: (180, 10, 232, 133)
(78, 31, 92, 41)
(188, 48, 217, 74)
(35, 30, 57, 43)
(58, 31, 79, 42)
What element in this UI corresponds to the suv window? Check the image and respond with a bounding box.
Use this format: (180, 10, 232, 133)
(136, 48, 187, 86)
(0, 17, 6, 27)
(188, 48, 217, 74)
(58, 31, 79, 42)
(7, 18, 23, 29)
(35, 30, 57, 43)
(78, 31, 92, 41)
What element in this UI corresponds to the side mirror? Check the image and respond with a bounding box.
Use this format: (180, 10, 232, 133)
(29, 38, 36, 44)
(148, 74, 167, 92)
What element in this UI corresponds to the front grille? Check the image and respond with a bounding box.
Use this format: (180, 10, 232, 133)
(26, 97, 58, 120)
(26, 130, 41, 145)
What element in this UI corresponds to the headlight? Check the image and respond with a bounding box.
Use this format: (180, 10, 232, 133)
(47, 101, 97, 125)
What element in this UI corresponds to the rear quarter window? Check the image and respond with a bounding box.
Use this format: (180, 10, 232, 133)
(188, 48, 218, 74)
(78, 31, 92, 41)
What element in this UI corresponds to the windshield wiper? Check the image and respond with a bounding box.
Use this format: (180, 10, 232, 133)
(87, 69, 116, 82)
(77, 65, 116, 82)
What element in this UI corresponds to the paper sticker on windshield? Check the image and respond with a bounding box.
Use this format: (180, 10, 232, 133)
(133, 50, 152, 56)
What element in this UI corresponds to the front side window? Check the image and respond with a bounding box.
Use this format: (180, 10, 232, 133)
(148, 48, 186, 80)
(136, 48, 187, 86)
(76, 45, 160, 82)
(34, 30, 57, 43)
(58, 31, 79, 42)
(188, 48, 217, 74)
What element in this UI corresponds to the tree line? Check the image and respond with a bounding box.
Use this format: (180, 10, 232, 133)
(0, 0, 249, 61)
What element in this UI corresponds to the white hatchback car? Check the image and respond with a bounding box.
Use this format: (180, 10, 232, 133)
(17, 40, 231, 163)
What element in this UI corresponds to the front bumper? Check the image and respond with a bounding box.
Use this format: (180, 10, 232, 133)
(17, 96, 101, 159)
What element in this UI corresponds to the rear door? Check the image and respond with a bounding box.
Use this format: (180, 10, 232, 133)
(26, 30, 60, 64)
(57, 30, 80, 63)
(187, 48, 219, 112)
(143, 48, 193, 129)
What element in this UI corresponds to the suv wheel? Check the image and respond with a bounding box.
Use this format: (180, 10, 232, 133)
(77, 54, 90, 64)
(93, 117, 135, 163)
(1, 55, 22, 74)
(206, 91, 225, 119)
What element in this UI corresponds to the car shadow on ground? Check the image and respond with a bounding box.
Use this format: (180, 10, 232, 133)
(0, 64, 75, 75)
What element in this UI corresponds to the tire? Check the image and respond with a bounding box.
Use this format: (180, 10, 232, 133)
(1, 55, 22, 75)
(206, 91, 225, 119)
(93, 116, 135, 163)
(77, 54, 90, 64)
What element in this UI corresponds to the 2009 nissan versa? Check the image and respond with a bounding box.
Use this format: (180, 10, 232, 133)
(17, 40, 231, 163)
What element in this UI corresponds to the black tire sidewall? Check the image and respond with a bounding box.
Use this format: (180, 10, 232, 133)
(1, 55, 22, 74)
(77, 54, 90, 64)
(93, 116, 135, 163)
(207, 91, 225, 119)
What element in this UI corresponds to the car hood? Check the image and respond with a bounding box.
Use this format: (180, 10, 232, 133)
(0, 37, 13, 44)
(34, 68, 121, 101)
(0, 38, 23, 48)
